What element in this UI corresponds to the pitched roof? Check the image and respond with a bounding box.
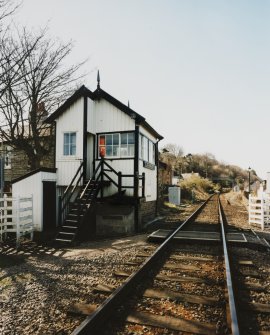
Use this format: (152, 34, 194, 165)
(45, 85, 163, 140)
(45, 85, 93, 123)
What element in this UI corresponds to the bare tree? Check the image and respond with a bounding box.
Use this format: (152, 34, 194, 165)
(0, 0, 20, 26)
(160, 143, 184, 175)
(164, 143, 184, 158)
(0, 29, 85, 169)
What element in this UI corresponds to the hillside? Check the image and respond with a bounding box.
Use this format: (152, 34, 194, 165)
(160, 144, 261, 190)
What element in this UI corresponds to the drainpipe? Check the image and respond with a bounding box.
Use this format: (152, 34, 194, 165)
(134, 124, 139, 232)
(156, 138, 161, 217)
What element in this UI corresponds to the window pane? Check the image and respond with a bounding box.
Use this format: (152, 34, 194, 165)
(149, 141, 153, 163)
(70, 133, 76, 145)
(113, 134, 119, 145)
(113, 146, 118, 156)
(139, 135, 143, 159)
(99, 146, 106, 157)
(64, 133, 69, 144)
(143, 137, 148, 161)
(121, 145, 128, 156)
(106, 146, 112, 156)
(128, 144, 134, 156)
(106, 134, 112, 145)
(99, 135, 105, 146)
(152, 143, 155, 163)
(128, 133, 134, 144)
(70, 144, 76, 155)
(121, 133, 127, 144)
(64, 132, 76, 156)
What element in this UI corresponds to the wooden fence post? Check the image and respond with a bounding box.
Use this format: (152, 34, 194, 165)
(16, 196, 20, 247)
(118, 172, 122, 194)
(142, 173, 145, 198)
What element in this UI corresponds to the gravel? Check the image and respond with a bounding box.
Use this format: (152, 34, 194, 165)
(1, 192, 269, 334)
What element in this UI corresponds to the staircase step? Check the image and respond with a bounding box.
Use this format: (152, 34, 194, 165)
(55, 238, 73, 242)
(55, 179, 100, 244)
(62, 226, 78, 229)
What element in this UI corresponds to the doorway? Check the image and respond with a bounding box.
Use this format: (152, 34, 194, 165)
(43, 181, 56, 231)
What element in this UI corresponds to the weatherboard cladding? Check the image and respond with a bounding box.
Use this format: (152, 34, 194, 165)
(54, 97, 84, 186)
(45, 85, 163, 140)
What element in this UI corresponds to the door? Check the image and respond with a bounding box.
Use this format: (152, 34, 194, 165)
(43, 181, 56, 231)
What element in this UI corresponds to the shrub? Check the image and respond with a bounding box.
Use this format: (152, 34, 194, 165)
(179, 175, 217, 201)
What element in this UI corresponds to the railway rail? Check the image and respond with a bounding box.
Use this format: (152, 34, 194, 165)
(68, 194, 270, 335)
(1, 193, 270, 334)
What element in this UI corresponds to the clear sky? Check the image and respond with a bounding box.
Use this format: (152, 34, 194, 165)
(14, 0, 270, 179)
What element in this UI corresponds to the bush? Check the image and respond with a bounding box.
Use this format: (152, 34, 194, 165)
(179, 176, 217, 201)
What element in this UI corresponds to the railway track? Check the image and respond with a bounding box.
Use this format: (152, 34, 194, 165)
(67, 194, 270, 335)
(2, 193, 269, 334)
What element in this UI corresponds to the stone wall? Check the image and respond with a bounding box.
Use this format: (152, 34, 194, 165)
(5, 147, 55, 182)
(4, 137, 55, 185)
(95, 203, 135, 236)
(138, 199, 157, 229)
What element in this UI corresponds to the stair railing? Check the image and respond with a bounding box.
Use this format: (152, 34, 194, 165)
(58, 160, 84, 226)
(76, 159, 146, 227)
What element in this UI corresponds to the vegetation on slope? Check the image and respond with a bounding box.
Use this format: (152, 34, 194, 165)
(160, 143, 261, 202)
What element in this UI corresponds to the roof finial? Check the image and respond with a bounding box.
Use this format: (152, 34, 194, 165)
(128, 100, 130, 108)
(97, 70, 100, 89)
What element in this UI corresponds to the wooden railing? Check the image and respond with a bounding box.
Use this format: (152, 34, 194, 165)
(76, 159, 146, 228)
(0, 195, 33, 245)
(97, 159, 145, 198)
(58, 158, 146, 227)
(249, 193, 270, 230)
(58, 161, 84, 226)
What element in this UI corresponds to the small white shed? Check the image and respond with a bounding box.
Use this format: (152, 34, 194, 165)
(12, 168, 57, 232)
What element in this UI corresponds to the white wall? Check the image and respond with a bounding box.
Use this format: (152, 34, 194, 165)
(95, 159, 135, 197)
(139, 160, 157, 201)
(54, 94, 159, 203)
(87, 97, 95, 134)
(94, 99, 135, 133)
(12, 171, 57, 231)
(139, 125, 157, 143)
(138, 124, 158, 202)
(55, 97, 84, 186)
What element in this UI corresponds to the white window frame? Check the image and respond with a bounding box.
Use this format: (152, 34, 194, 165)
(98, 132, 135, 159)
(63, 132, 77, 156)
(139, 134, 156, 165)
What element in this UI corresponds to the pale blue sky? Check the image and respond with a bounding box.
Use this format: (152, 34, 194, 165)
(15, 0, 270, 179)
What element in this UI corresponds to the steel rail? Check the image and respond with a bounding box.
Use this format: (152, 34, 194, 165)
(218, 198, 240, 335)
(71, 194, 215, 335)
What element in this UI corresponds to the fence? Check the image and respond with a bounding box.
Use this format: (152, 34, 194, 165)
(0, 194, 33, 245)
(249, 193, 270, 230)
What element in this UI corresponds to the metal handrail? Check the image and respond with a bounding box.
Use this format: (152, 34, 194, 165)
(218, 198, 240, 335)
